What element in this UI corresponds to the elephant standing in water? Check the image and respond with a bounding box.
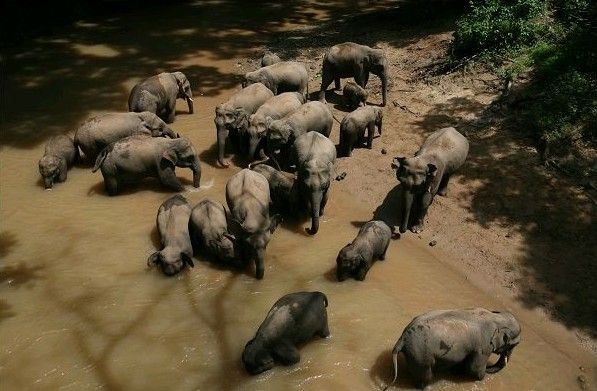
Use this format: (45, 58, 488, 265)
(319, 42, 388, 107)
(128, 72, 193, 124)
(215, 83, 274, 167)
(38, 135, 77, 189)
(74, 112, 178, 162)
(383, 308, 521, 390)
(226, 169, 281, 279)
(391, 127, 468, 233)
(291, 131, 336, 235)
(92, 135, 201, 195)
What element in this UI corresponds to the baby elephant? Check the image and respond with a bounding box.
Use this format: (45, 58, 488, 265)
(38, 135, 77, 189)
(148, 194, 194, 276)
(343, 81, 368, 109)
(384, 308, 521, 390)
(339, 106, 383, 157)
(242, 291, 330, 375)
(336, 220, 391, 281)
(260, 51, 281, 67)
(189, 199, 236, 265)
(250, 163, 297, 214)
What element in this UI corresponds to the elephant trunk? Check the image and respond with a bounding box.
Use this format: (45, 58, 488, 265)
(186, 97, 194, 114)
(307, 191, 322, 235)
(399, 189, 414, 233)
(486, 348, 512, 374)
(382, 338, 404, 391)
(216, 123, 229, 167)
(192, 157, 202, 188)
(248, 136, 260, 161)
(43, 176, 53, 190)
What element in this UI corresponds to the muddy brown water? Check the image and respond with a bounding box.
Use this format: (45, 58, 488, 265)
(1, 1, 595, 390)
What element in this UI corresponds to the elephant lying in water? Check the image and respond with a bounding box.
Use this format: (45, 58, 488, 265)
(148, 194, 194, 276)
(128, 72, 193, 123)
(383, 308, 521, 390)
(74, 112, 178, 162)
(242, 291, 330, 375)
(391, 127, 468, 233)
(38, 135, 78, 189)
(92, 135, 201, 195)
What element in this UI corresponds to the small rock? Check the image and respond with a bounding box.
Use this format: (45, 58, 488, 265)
(335, 172, 347, 181)
(381, 148, 387, 155)
(505, 232, 512, 238)
(429, 240, 437, 247)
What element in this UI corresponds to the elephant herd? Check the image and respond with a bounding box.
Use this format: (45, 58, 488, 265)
(36, 41, 520, 389)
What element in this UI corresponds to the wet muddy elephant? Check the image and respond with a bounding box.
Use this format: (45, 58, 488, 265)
(128, 71, 193, 124)
(92, 135, 201, 195)
(247, 92, 305, 160)
(391, 127, 468, 234)
(215, 83, 274, 167)
(291, 131, 336, 235)
(38, 135, 77, 189)
(243, 61, 309, 96)
(319, 42, 388, 106)
(225, 169, 281, 279)
(74, 111, 178, 162)
(148, 194, 194, 276)
(189, 198, 236, 265)
(384, 308, 521, 390)
(242, 291, 330, 375)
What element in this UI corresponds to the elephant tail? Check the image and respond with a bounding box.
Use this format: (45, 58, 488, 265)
(382, 337, 404, 391)
(92, 148, 108, 173)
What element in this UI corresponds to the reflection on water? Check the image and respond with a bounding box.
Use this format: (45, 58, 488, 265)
(0, 1, 594, 390)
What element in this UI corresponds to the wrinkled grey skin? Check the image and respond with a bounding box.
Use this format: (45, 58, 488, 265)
(215, 83, 274, 167)
(250, 163, 298, 214)
(343, 80, 368, 110)
(247, 92, 305, 160)
(243, 61, 309, 97)
(391, 127, 469, 234)
(147, 194, 194, 276)
(339, 106, 383, 157)
(92, 135, 201, 195)
(291, 132, 336, 235)
(261, 52, 281, 67)
(319, 42, 388, 107)
(74, 112, 178, 162)
(266, 101, 333, 166)
(128, 71, 193, 124)
(189, 199, 236, 265)
(336, 220, 391, 281)
(242, 291, 330, 375)
(38, 135, 77, 189)
(384, 308, 521, 390)
(225, 169, 281, 279)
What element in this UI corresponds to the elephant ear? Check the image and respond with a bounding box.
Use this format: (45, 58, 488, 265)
(425, 163, 439, 192)
(490, 327, 509, 352)
(391, 157, 405, 170)
(268, 214, 282, 234)
(147, 252, 161, 267)
(161, 148, 178, 168)
(233, 108, 248, 129)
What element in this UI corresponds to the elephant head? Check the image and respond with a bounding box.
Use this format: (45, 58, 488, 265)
(247, 114, 268, 159)
(147, 248, 194, 276)
(265, 117, 293, 154)
(213, 232, 236, 264)
(162, 138, 202, 187)
(243, 71, 273, 92)
(39, 155, 65, 189)
(336, 246, 364, 281)
(298, 159, 333, 235)
(137, 111, 178, 138)
(173, 71, 194, 114)
(368, 49, 388, 106)
(373, 106, 384, 129)
(242, 338, 274, 375)
(392, 156, 437, 233)
(486, 311, 521, 373)
(214, 104, 250, 166)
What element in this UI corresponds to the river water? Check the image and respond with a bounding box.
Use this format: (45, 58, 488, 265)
(1, 1, 595, 390)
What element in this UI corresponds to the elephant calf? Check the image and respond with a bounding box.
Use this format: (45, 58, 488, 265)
(74, 112, 178, 162)
(336, 220, 392, 281)
(243, 61, 309, 96)
(339, 106, 383, 157)
(129, 71, 193, 124)
(260, 51, 281, 67)
(189, 198, 236, 265)
(343, 81, 368, 110)
(226, 169, 281, 279)
(250, 163, 297, 214)
(391, 127, 469, 233)
(384, 308, 521, 390)
(148, 194, 194, 276)
(38, 135, 77, 189)
(92, 135, 201, 195)
(242, 292, 330, 375)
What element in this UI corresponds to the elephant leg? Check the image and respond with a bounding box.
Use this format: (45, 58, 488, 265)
(158, 166, 183, 191)
(255, 249, 265, 280)
(367, 123, 375, 149)
(319, 189, 329, 216)
(437, 174, 451, 197)
(319, 312, 330, 338)
(334, 77, 341, 90)
(380, 241, 390, 260)
(355, 265, 368, 281)
(363, 71, 370, 87)
(411, 192, 432, 234)
(104, 175, 119, 196)
(319, 70, 334, 102)
(408, 361, 433, 390)
(58, 169, 67, 183)
(467, 352, 489, 380)
(166, 101, 176, 124)
(272, 341, 300, 365)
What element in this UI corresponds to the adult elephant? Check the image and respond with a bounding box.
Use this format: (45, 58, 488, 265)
(92, 135, 201, 195)
(243, 61, 309, 96)
(215, 83, 274, 167)
(384, 308, 521, 390)
(319, 42, 388, 107)
(74, 112, 178, 162)
(291, 132, 336, 235)
(128, 71, 193, 123)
